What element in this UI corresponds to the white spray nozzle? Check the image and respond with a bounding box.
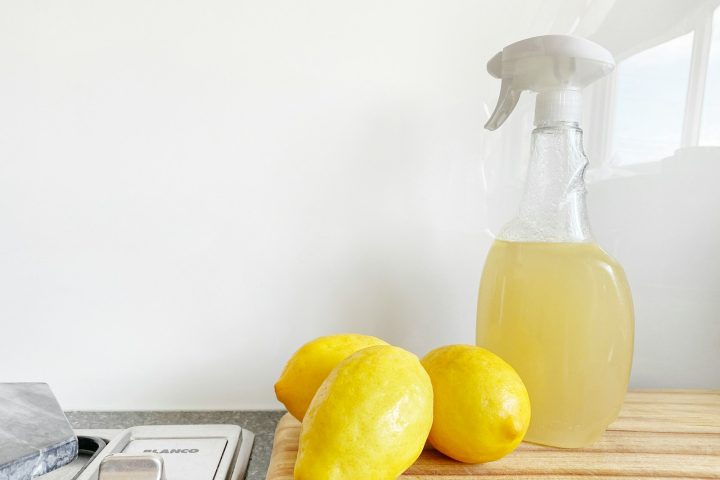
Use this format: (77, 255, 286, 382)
(484, 35, 615, 130)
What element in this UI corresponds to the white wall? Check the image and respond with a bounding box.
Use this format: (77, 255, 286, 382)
(1, 0, 718, 410)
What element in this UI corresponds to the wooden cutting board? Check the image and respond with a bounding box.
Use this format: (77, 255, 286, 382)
(266, 390, 720, 479)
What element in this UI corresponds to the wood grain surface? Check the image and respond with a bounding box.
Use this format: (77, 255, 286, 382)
(266, 390, 720, 479)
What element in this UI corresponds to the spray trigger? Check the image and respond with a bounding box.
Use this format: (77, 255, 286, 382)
(483, 35, 615, 130)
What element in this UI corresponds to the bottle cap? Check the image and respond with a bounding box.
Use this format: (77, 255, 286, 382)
(484, 35, 615, 130)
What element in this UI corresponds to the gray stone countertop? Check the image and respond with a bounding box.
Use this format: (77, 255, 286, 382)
(65, 411, 285, 480)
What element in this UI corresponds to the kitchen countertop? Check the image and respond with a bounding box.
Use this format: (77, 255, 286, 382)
(65, 410, 285, 480)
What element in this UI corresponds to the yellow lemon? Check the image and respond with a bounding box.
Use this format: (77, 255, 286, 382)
(421, 344, 530, 463)
(274, 333, 387, 421)
(295, 345, 433, 480)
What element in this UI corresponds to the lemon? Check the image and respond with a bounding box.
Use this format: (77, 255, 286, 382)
(274, 333, 387, 421)
(295, 345, 433, 480)
(421, 344, 530, 463)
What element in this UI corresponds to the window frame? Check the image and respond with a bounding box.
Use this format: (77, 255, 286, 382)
(681, 13, 714, 147)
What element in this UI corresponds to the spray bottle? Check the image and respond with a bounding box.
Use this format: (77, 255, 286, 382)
(477, 35, 634, 448)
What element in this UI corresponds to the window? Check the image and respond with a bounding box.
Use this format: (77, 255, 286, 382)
(607, 5, 720, 166)
(611, 33, 693, 165)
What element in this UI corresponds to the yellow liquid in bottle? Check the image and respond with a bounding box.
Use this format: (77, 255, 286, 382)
(476, 240, 634, 448)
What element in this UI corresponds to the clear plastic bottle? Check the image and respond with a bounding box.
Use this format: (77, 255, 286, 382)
(477, 36, 634, 448)
(477, 122, 634, 448)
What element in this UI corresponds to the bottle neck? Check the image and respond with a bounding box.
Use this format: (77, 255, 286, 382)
(499, 122, 593, 243)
